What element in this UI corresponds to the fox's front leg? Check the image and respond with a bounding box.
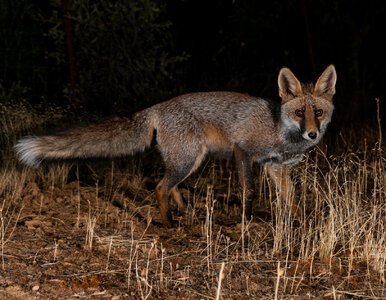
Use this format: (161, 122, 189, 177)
(234, 145, 254, 220)
(266, 165, 302, 221)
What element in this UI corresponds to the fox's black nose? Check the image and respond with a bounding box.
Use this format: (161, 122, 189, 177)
(308, 132, 317, 139)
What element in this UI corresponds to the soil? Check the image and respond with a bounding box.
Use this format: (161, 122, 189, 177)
(0, 176, 384, 299)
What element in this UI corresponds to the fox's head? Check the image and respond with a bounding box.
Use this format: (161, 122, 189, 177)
(278, 65, 337, 143)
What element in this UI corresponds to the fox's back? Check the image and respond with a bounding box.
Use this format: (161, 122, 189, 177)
(150, 91, 281, 156)
(159, 91, 268, 118)
(155, 92, 278, 133)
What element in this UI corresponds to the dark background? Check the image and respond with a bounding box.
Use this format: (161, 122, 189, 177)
(0, 0, 384, 130)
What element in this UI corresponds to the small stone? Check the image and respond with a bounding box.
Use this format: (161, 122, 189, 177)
(32, 285, 40, 292)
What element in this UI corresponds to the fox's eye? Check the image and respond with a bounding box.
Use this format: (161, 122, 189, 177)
(315, 109, 323, 117)
(295, 109, 304, 118)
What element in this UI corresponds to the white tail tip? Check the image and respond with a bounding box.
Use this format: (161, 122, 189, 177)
(14, 137, 42, 167)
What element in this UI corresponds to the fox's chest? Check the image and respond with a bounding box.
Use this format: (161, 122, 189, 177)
(256, 150, 304, 166)
(255, 139, 315, 167)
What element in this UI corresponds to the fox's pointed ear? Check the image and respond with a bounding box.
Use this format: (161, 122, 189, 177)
(278, 67, 303, 103)
(313, 65, 337, 100)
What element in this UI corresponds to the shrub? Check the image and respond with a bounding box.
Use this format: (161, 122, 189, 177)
(48, 0, 187, 114)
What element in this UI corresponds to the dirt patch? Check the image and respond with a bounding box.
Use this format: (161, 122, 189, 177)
(0, 175, 385, 299)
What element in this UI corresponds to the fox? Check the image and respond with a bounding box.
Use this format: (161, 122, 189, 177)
(15, 65, 337, 226)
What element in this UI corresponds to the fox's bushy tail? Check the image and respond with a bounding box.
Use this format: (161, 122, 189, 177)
(15, 110, 155, 167)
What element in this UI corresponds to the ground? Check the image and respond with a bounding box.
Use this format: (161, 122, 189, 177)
(0, 159, 385, 299)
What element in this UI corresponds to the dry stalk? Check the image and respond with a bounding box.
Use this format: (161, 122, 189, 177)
(75, 164, 81, 228)
(160, 243, 165, 287)
(84, 213, 97, 250)
(241, 180, 246, 257)
(105, 236, 113, 272)
(127, 221, 138, 291)
(274, 261, 284, 300)
(215, 262, 225, 300)
(205, 184, 215, 277)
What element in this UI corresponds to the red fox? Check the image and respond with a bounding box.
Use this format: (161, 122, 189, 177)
(15, 65, 337, 226)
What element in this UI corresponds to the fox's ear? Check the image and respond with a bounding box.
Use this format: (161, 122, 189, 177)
(313, 65, 337, 100)
(278, 67, 303, 103)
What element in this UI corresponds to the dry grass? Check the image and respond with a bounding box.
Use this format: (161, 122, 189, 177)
(0, 100, 384, 298)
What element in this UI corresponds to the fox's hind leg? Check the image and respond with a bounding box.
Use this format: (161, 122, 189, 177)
(156, 172, 188, 226)
(156, 145, 206, 226)
(156, 164, 200, 226)
(234, 145, 254, 220)
(171, 186, 187, 211)
(155, 116, 207, 226)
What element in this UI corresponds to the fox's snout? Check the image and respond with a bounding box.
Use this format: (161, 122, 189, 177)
(302, 130, 319, 141)
(302, 112, 320, 141)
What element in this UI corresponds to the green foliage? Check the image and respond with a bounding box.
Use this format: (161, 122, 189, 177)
(0, 1, 69, 103)
(48, 0, 187, 114)
(0, 1, 44, 101)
